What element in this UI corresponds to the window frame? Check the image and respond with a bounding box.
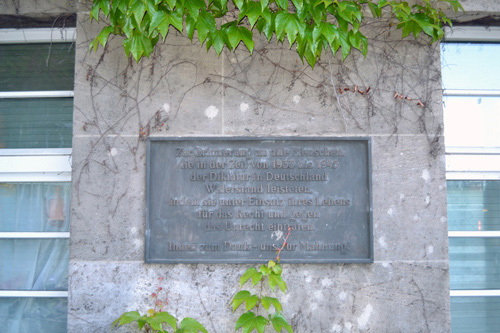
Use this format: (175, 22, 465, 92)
(0, 27, 75, 300)
(444, 26, 500, 300)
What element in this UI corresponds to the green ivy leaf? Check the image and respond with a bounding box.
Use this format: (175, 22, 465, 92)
(261, 296, 283, 313)
(145, 317, 163, 331)
(166, 0, 177, 9)
(89, 0, 459, 66)
(275, 0, 288, 10)
(269, 273, 287, 293)
(129, 0, 147, 26)
(185, 0, 205, 21)
(151, 8, 183, 38)
(231, 290, 260, 312)
(260, 0, 269, 11)
(314, 0, 334, 9)
(240, 267, 258, 286)
(291, 0, 303, 10)
(312, 22, 336, 44)
(272, 264, 282, 276)
(275, 11, 304, 46)
(196, 10, 217, 44)
(235, 312, 254, 330)
(255, 13, 274, 41)
(270, 313, 293, 333)
(235, 312, 268, 333)
(367, 2, 382, 17)
(238, 1, 262, 28)
(251, 272, 263, 286)
(178, 317, 208, 333)
(169, 9, 184, 32)
(129, 34, 144, 61)
(231, 290, 251, 312)
(304, 47, 317, 68)
(154, 311, 178, 331)
(137, 317, 147, 330)
(259, 265, 271, 276)
(186, 15, 196, 40)
(442, 0, 464, 12)
(208, 29, 230, 56)
(91, 0, 111, 21)
(245, 295, 259, 312)
(399, 20, 422, 39)
(336, 29, 351, 60)
(111, 311, 141, 328)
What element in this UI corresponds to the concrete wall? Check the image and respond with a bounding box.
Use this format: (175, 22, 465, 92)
(0, 0, 497, 332)
(69, 5, 449, 333)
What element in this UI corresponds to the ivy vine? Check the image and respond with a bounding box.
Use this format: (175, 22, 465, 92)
(89, 0, 462, 68)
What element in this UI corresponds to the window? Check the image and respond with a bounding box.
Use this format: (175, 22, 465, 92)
(0, 28, 75, 332)
(442, 26, 500, 332)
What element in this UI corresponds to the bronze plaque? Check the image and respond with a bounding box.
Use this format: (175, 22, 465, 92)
(146, 138, 373, 263)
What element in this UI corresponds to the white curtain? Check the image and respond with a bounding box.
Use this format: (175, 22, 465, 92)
(0, 183, 70, 332)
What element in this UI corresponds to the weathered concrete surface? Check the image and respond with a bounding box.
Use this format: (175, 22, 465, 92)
(69, 8, 452, 333)
(0, 0, 75, 15)
(459, 0, 500, 12)
(69, 261, 449, 333)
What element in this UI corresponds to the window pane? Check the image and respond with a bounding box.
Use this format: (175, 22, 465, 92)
(0, 239, 68, 291)
(443, 96, 500, 148)
(0, 97, 73, 148)
(449, 238, 500, 290)
(0, 183, 70, 232)
(0, 298, 67, 333)
(0, 239, 69, 291)
(451, 297, 500, 333)
(0, 43, 75, 91)
(447, 181, 500, 231)
(441, 43, 500, 90)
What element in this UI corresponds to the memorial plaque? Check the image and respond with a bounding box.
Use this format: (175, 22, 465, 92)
(146, 137, 373, 263)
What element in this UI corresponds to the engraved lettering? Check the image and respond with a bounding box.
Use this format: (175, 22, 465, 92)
(179, 161, 193, 169)
(170, 198, 200, 206)
(204, 184, 218, 193)
(248, 197, 285, 206)
(209, 161, 226, 169)
(267, 184, 311, 194)
(271, 147, 289, 156)
(299, 241, 350, 254)
(213, 184, 263, 194)
(268, 210, 286, 219)
(219, 198, 245, 206)
(225, 222, 265, 231)
(199, 244, 220, 251)
(266, 172, 327, 181)
(260, 243, 297, 251)
(250, 161, 268, 169)
(289, 210, 319, 221)
(190, 172, 207, 181)
(205, 222, 222, 231)
(236, 209, 265, 219)
(268, 223, 314, 231)
(198, 209, 214, 219)
(229, 160, 247, 169)
(216, 209, 233, 219)
(315, 197, 351, 206)
(254, 149, 267, 157)
(168, 242, 196, 251)
(288, 198, 313, 206)
(176, 148, 192, 157)
(224, 242, 252, 251)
